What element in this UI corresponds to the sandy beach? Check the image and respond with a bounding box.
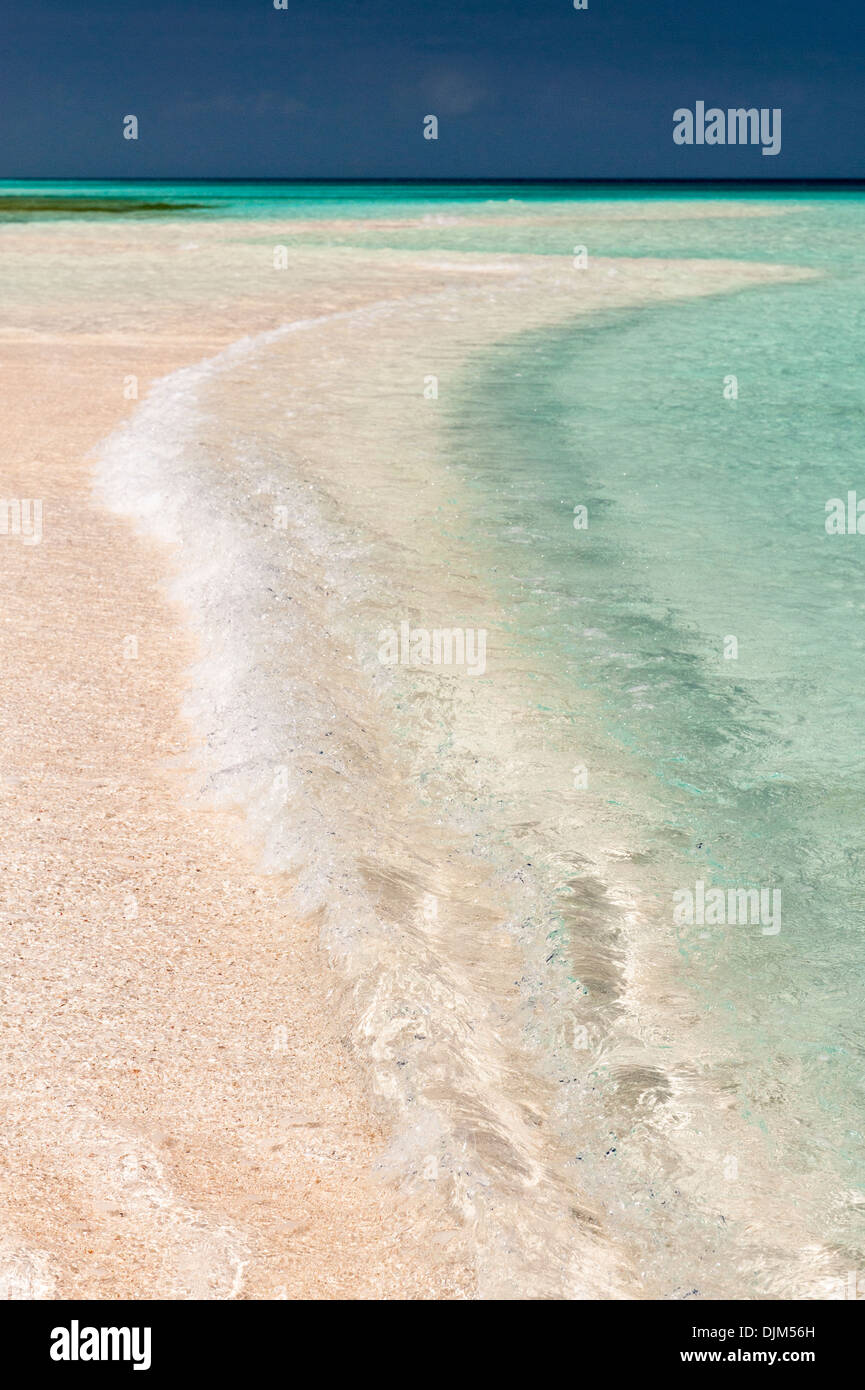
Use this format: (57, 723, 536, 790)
(0, 211, 816, 1298)
(0, 337, 482, 1300)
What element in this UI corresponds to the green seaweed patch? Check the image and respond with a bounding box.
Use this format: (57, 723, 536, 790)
(0, 196, 203, 216)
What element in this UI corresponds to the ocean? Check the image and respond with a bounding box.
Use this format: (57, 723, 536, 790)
(18, 179, 858, 1297)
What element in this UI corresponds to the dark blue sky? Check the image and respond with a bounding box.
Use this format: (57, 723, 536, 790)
(1, 0, 863, 179)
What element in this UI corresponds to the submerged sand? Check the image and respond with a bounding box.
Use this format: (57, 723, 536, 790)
(0, 212, 815, 1299)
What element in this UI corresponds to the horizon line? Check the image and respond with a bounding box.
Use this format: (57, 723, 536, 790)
(2, 176, 865, 188)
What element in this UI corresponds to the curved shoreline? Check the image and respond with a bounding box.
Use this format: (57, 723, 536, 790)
(92, 232, 815, 1297)
(0, 209, 817, 1298)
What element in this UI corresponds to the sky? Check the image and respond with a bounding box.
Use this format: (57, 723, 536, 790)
(1, 0, 863, 180)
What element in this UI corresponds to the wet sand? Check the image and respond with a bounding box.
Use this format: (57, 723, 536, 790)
(0, 333, 478, 1299)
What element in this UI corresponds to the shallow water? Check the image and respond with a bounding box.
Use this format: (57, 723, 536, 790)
(446, 267, 865, 1294)
(86, 183, 865, 1297)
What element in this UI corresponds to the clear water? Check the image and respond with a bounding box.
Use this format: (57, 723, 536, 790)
(447, 265, 865, 1289)
(76, 181, 865, 1296)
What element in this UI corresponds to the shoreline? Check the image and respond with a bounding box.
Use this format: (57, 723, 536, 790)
(0, 305, 475, 1301)
(1, 213, 817, 1298)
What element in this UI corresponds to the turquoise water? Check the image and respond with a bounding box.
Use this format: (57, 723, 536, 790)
(443, 203, 865, 1274)
(5, 177, 864, 262)
(80, 182, 865, 1292)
